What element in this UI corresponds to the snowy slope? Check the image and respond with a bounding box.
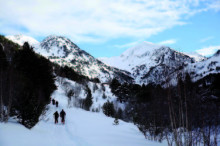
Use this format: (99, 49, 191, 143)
(6, 35, 39, 46)
(0, 78, 166, 146)
(184, 52, 206, 62)
(99, 41, 163, 72)
(186, 50, 220, 81)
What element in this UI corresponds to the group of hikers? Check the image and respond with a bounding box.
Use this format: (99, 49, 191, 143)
(51, 98, 66, 124)
(53, 109, 66, 124)
(52, 98, 59, 107)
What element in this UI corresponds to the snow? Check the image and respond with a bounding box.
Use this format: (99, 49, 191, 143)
(100, 41, 219, 85)
(186, 52, 220, 81)
(6, 34, 132, 83)
(0, 79, 166, 146)
(99, 41, 163, 72)
(184, 52, 206, 62)
(6, 35, 39, 46)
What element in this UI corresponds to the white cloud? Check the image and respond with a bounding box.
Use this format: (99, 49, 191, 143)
(0, 0, 217, 43)
(199, 36, 214, 43)
(208, 0, 220, 11)
(159, 39, 177, 45)
(196, 45, 220, 56)
(114, 41, 140, 49)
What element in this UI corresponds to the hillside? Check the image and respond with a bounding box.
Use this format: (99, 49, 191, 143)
(0, 79, 166, 146)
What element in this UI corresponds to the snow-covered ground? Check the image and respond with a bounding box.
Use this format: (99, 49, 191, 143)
(0, 80, 166, 146)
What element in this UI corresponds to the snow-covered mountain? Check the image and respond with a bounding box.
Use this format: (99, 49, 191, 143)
(184, 52, 206, 62)
(7, 34, 219, 86)
(6, 35, 133, 83)
(186, 50, 220, 81)
(99, 42, 163, 72)
(34, 35, 133, 83)
(100, 41, 194, 85)
(6, 35, 39, 46)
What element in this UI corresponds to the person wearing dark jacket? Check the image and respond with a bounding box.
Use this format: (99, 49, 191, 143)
(55, 101, 59, 107)
(52, 99, 55, 105)
(60, 109, 66, 124)
(53, 111, 59, 124)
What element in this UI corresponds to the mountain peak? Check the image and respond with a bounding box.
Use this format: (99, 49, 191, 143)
(121, 41, 163, 58)
(6, 34, 39, 46)
(39, 35, 80, 58)
(43, 35, 69, 41)
(41, 35, 77, 50)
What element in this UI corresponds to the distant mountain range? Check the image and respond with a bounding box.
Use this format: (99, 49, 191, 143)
(7, 35, 220, 85)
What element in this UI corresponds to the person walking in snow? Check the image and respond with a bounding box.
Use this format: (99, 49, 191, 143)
(53, 111, 59, 124)
(56, 101, 59, 107)
(60, 109, 66, 124)
(52, 99, 55, 105)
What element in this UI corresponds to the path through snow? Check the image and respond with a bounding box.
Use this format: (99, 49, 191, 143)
(0, 84, 167, 146)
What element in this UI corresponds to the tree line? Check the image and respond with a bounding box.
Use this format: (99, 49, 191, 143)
(109, 73, 220, 146)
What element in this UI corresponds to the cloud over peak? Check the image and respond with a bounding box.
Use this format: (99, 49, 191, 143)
(196, 45, 220, 56)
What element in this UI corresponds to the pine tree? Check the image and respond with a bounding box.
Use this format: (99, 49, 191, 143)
(102, 100, 115, 117)
(0, 43, 8, 121)
(84, 86, 93, 111)
(12, 42, 56, 128)
(102, 93, 107, 99)
(116, 108, 123, 119)
(110, 78, 120, 92)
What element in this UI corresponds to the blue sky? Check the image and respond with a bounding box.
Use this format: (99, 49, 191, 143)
(0, 0, 220, 58)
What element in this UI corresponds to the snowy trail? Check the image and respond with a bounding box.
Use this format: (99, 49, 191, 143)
(0, 83, 166, 146)
(49, 89, 90, 146)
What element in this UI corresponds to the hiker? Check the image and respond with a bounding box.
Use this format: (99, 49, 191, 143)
(52, 99, 55, 105)
(53, 111, 59, 124)
(56, 101, 59, 107)
(60, 109, 66, 124)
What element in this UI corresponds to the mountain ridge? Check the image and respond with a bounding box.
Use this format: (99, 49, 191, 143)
(35, 35, 133, 83)
(6, 34, 219, 86)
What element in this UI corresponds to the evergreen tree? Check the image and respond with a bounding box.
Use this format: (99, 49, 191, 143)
(0, 43, 8, 69)
(83, 86, 93, 111)
(102, 100, 115, 117)
(110, 78, 120, 92)
(12, 42, 56, 128)
(67, 90, 74, 99)
(0, 43, 8, 121)
(102, 93, 107, 99)
(116, 108, 123, 119)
